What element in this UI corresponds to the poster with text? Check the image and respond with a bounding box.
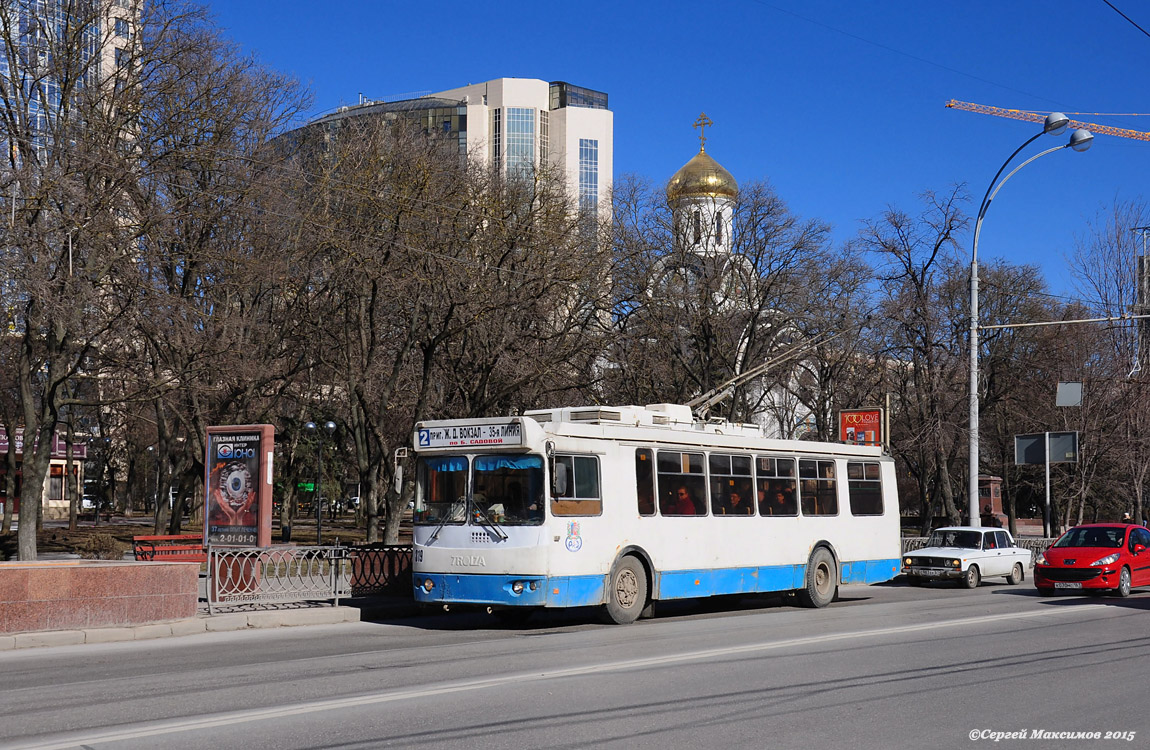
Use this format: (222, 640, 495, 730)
(204, 425, 274, 547)
(838, 409, 883, 447)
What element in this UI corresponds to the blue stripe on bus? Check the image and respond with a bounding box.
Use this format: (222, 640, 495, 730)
(412, 573, 607, 607)
(412, 558, 901, 608)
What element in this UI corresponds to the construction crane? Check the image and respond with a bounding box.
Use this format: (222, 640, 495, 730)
(945, 99, 1150, 142)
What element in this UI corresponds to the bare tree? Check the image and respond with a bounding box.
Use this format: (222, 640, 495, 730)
(861, 188, 969, 530)
(1069, 199, 1150, 524)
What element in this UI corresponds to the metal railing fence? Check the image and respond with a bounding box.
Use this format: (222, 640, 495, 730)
(901, 536, 1055, 563)
(205, 544, 414, 613)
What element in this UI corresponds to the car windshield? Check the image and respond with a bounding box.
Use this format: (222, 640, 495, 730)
(1053, 527, 1124, 548)
(925, 530, 982, 549)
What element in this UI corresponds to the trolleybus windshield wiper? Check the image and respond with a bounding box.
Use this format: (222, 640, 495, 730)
(468, 495, 508, 540)
(429, 499, 466, 542)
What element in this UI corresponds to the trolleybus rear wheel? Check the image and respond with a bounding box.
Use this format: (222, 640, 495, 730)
(602, 556, 647, 624)
(796, 547, 837, 608)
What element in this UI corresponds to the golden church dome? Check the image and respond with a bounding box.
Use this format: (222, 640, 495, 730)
(666, 148, 738, 200)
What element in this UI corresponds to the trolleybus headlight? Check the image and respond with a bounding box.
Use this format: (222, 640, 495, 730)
(422, 579, 434, 592)
(511, 581, 525, 594)
(529, 581, 539, 591)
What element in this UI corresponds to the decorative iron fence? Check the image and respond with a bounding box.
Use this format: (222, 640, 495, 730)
(206, 544, 414, 612)
(207, 545, 350, 613)
(348, 544, 413, 596)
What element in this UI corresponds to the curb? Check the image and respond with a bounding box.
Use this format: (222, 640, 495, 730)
(0, 605, 365, 651)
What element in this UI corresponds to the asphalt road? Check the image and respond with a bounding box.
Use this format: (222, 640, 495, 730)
(2, 581, 1147, 750)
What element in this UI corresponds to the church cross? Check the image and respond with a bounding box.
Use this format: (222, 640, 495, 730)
(693, 112, 713, 150)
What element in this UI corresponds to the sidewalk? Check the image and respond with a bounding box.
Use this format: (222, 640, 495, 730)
(0, 595, 421, 651)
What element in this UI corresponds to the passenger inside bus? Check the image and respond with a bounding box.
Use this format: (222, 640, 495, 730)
(760, 484, 796, 516)
(718, 489, 753, 515)
(663, 485, 699, 515)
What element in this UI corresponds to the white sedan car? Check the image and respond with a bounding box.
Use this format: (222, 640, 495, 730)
(902, 526, 1032, 588)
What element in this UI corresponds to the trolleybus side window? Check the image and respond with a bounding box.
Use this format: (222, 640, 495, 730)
(635, 449, 656, 516)
(846, 461, 883, 516)
(799, 459, 838, 516)
(415, 456, 468, 523)
(657, 450, 706, 515)
(551, 455, 602, 516)
(756, 456, 797, 516)
(710, 453, 755, 516)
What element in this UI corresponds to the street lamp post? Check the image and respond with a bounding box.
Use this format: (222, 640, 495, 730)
(305, 420, 337, 545)
(146, 445, 157, 514)
(969, 115, 1092, 528)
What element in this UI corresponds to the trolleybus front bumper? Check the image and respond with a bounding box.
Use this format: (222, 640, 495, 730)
(413, 572, 608, 608)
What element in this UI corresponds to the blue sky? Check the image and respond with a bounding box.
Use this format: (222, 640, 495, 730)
(209, 0, 1150, 303)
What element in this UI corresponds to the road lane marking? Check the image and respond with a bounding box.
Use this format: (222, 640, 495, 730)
(1, 606, 1098, 750)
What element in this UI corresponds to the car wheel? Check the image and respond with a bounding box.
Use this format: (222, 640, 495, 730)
(962, 565, 981, 589)
(1006, 563, 1024, 585)
(601, 555, 647, 624)
(796, 547, 837, 608)
(1115, 567, 1132, 598)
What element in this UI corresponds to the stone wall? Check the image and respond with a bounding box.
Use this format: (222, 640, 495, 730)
(0, 560, 198, 634)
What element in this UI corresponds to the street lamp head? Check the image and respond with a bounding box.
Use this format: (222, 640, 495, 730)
(1069, 128, 1093, 152)
(323, 420, 337, 436)
(304, 421, 317, 434)
(1044, 112, 1070, 136)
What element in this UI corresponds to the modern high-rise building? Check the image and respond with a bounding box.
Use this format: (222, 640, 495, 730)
(306, 77, 613, 219)
(0, 1, 135, 520)
(0, 0, 136, 160)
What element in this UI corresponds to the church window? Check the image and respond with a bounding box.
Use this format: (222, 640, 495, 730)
(714, 211, 723, 243)
(692, 211, 701, 245)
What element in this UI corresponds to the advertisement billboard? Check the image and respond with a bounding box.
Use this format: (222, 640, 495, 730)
(839, 408, 883, 447)
(204, 424, 274, 547)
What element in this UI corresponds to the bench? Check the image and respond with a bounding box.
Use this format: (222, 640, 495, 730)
(133, 534, 207, 563)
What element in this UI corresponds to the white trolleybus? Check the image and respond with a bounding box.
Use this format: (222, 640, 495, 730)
(412, 403, 901, 623)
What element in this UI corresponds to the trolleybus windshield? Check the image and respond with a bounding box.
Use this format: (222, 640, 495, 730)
(415, 454, 545, 526)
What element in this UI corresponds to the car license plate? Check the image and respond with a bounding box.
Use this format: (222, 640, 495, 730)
(917, 570, 942, 577)
(1053, 582, 1082, 589)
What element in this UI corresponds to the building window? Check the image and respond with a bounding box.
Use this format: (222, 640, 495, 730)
(490, 108, 501, 168)
(578, 138, 598, 215)
(505, 107, 535, 177)
(539, 109, 549, 164)
(114, 17, 130, 39)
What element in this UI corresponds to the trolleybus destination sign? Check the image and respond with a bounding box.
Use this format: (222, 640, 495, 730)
(417, 421, 522, 448)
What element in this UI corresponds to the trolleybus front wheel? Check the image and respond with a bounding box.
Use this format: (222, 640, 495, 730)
(602, 556, 647, 624)
(796, 547, 837, 608)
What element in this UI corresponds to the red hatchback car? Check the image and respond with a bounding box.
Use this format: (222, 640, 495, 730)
(1034, 523, 1150, 597)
